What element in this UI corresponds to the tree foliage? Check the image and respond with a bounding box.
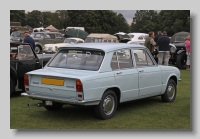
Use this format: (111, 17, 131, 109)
(130, 10, 190, 36)
(10, 10, 190, 36)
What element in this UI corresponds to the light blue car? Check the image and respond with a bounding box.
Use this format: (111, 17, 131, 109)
(21, 43, 181, 120)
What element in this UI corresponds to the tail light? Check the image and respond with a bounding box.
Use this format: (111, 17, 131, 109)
(76, 79, 83, 92)
(24, 74, 29, 86)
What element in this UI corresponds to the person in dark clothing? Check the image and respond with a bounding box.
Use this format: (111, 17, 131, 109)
(154, 31, 162, 43)
(10, 27, 14, 35)
(157, 31, 170, 66)
(23, 31, 36, 50)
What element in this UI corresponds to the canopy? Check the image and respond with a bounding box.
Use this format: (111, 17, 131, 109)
(45, 25, 58, 32)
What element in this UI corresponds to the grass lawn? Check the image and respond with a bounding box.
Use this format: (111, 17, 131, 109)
(10, 70, 190, 130)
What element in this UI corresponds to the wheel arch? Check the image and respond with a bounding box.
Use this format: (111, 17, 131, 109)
(168, 75, 178, 85)
(104, 87, 121, 104)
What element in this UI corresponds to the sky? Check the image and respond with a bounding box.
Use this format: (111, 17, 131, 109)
(25, 10, 137, 25)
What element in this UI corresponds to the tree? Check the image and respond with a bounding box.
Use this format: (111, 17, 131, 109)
(10, 10, 26, 26)
(26, 10, 43, 28)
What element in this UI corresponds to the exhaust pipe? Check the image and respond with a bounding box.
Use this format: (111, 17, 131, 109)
(27, 103, 45, 107)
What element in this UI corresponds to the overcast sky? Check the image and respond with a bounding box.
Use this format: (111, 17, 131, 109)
(26, 10, 137, 25)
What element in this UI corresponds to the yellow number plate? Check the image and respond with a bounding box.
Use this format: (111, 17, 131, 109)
(41, 78, 64, 86)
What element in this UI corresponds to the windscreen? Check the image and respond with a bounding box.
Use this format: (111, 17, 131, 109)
(48, 49, 105, 71)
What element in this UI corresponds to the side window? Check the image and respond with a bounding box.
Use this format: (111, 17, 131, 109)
(35, 34, 41, 38)
(133, 49, 154, 66)
(78, 41, 83, 43)
(18, 45, 35, 60)
(138, 35, 144, 40)
(47, 34, 55, 39)
(110, 49, 133, 70)
(56, 34, 62, 38)
(111, 52, 118, 70)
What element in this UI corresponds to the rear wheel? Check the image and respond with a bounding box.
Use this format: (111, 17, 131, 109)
(43, 101, 63, 111)
(161, 79, 177, 102)
(176, 52, 187, 69)
(95, 90, 118, 120)
(35, 45, 41, 54)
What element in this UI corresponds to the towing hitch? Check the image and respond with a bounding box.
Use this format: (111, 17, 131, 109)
(27, 103, 45, 107)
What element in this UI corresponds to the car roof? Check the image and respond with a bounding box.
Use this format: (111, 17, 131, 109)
(60, 43, 145, 52)
(32, 32, 61, 34)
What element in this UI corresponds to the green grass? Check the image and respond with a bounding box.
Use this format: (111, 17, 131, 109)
(10, 70, 190, 129)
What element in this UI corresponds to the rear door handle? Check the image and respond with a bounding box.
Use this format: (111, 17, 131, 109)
(116, 72, 122, 75)
(139, 70, 144, 73)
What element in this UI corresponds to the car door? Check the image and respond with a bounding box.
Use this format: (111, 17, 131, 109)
(55, 33, 64, 43)
(44, 33, 56, 44)
(111, 49, 139, 101)
(133, 49, 162, 97)
(16, 45, 40, 88)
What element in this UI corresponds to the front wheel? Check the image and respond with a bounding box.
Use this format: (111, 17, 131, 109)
(43, 101, 63, 111)
(161, 79, 177, 102)
(95, 90, 117, 120)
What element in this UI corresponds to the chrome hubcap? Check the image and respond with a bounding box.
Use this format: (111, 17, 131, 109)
(103, 95, 115, 115)
(167, 84, 175, 99)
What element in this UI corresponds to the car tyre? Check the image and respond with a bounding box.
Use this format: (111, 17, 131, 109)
(95, 90, 118, 120)
(176, 52, 187, 69)
(35, 45, 41, 54)
(43, 101, 63, 111)
(161, 79, 177, 102)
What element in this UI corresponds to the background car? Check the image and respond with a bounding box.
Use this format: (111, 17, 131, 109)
(169, 31, 190, 69)
(10, 31, 24, 42)
(43, 37, 84, 53)
(22, 43, 180, 120)
(30, 32, 65, 54)
(127, 33, 148, 44)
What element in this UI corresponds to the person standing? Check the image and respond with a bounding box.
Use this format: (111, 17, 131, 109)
(10, 27, 14, 35)
(154, 31, 162, 43)
(23, 31, 36, 50)
(185, 35, 190, 70)
(144, 31, 156, 54)
(157, 31, 170, 66)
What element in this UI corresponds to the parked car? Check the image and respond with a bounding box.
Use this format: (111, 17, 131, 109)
(43, 37, 84, 53)
(85, 33, 119, 43)
(169, 31, 190, 69)
(10, 31, 24, 42)
(30, 32, 65, 54)
(10, 42, 54, 96)
(127, 33, 148, 43)
(21, 43, 180, 120)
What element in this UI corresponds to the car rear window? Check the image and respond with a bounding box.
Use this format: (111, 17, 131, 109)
(48, 49, 105, 71)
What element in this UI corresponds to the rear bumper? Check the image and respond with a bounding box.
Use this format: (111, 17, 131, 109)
(21, 92, 101, 106)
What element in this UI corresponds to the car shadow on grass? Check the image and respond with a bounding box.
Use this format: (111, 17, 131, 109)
(28, 96, 164, 121)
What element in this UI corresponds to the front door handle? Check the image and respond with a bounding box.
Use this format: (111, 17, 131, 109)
(116, 72, 122, 75)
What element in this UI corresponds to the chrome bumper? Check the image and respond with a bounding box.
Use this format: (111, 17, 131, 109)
(21, 92, 101, 106)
